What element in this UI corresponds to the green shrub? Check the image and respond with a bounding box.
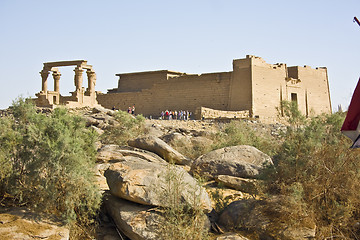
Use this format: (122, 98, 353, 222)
(101, 110, 146, 145)
(277, 100, 306, 127)
(0, 98, 101, 226)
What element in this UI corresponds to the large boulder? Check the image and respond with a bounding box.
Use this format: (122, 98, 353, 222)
(0, 207, 69, 240)
(161, 133, 213, 152)
(104, 160, 212, 212)
(191, 145, 273, 179)
(161, 132, 192, 146)
(218, 198, 316, 240)
(104, 194, 161, 240)
(97, 145, 165, 164)
(95, 145, 167, 192)
(104, 194, 210, 240)
(128, 136, 191, 165)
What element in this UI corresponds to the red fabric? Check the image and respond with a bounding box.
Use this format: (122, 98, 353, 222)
(342, 78, 360, 131)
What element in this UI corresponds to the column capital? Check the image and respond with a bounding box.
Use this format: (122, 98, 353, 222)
(86, 70, 96, 80)
(74, 67, 84, 74)
(52, 72, 61, 79)
(40, 70, 49, 76)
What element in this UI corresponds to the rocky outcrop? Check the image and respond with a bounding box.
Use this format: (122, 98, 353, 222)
(128, 136, 191, 165)
(76, 106, 119, 133)
(104, 159, 212, 212)
(88, 115, 303, 239)
(191, 145, 273, 179)
(0, 207, 69, 240)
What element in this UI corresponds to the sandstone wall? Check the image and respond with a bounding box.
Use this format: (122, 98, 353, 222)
(251, 56, 287, 122)
(113, 71, 170, 93)
(294, 66, 331, 116)
(228, 57, 252, 112)
(97, 72, 232, 118)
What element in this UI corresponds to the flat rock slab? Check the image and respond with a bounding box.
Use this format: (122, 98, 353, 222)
(104, 194, 161, 240)
(215, 175, 258, 193)
(128, 136, 191, 165)
(0, 207, 69, 240)
(104, 159, 212, 212)
(191, 145, 273, 179)
(118, 146, 166, 163)
(97, 145, 166, 164)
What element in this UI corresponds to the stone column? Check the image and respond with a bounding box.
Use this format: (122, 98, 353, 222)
(52, 71, 61, 92)
(86, 70, 96, 94)
(74, 67, 84, 91)
(40, 70, 49, 92)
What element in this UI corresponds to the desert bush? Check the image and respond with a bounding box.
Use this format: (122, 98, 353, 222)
(259, 101, 360, 238)
(158, 164, 210, 240)
(277, 100, 306, 127)
(101, 110, 145, 145)
(0, 98, 102, 227)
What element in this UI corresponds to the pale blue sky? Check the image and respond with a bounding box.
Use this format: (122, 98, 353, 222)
(0, 0, 359, 111)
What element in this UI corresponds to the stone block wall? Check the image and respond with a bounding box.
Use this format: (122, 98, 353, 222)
(228, 57, 252, 112)
(114, 71, 171, 92)
(295, 66, 331, 116)
(251, 56, 287, 122)
(196, 106, 249, 120)
(97, 72, 232, 118)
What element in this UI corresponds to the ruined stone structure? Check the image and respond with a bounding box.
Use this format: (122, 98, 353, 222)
(34, 56, 331, 122)
(35, 60, 99, 108)
(97, 55, 331, 122)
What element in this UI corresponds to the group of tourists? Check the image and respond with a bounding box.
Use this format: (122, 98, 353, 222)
(113, 105, 136, 115)
(160, 110, 192, 120)
(127, 105, 136, 115)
